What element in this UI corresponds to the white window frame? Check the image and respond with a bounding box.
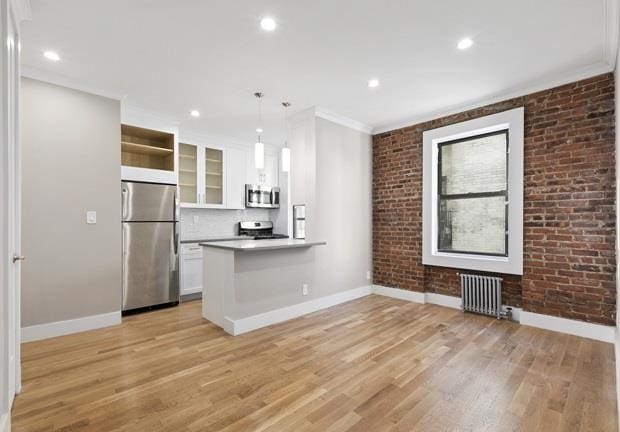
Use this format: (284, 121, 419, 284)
(422, 107, 524, 275)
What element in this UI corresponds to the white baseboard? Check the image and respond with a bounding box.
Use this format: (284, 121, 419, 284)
(520, 311, 615, 344)
(371, 285, 612, 344)
(224, 286, 373, 336)
(372, 285, 425, 303)
(372, 285, 461, 309)
(1, 413, 9, 432)
(424, 292, 461, 309)
(21, 311, 121, 343)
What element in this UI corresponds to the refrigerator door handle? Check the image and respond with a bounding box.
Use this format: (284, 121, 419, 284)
(173, 222, 179, 255)
(173, 189, 178, 221)
(121, 186, 128, 220)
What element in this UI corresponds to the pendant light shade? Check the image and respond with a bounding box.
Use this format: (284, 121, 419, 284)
(255, 141, 265, 169)
(281, 101, 291, 173)
(254, 92, 265, 169)
(281, 147, 290, 172)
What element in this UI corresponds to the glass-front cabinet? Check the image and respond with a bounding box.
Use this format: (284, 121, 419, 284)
(179, 144, 198, 204)
(204, 148, 223, 205)
(178, 142, 278, 209)
(178, 142, 225, 208)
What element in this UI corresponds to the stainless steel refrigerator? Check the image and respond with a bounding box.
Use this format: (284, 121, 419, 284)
(121, 181, 179, 312)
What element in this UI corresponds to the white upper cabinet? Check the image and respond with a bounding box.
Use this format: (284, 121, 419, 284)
(179, 143, 199, 204)
(179, 142, 225, 208)
(246, 151, 279, 187)
(178, 137, 279, 210)
(226, 147, 247, 210)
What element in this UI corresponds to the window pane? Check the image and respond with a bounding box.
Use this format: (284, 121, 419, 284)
(439, 196, 506, 255)
(440, 132, 507, 195)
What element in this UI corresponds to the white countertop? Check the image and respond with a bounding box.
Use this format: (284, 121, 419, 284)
(199, 238, 327, 251)
(181, 235, 251, 244)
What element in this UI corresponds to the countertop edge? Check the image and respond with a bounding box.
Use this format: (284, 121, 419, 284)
(181, 236, 251, 244)
(199, 240, 327, 251)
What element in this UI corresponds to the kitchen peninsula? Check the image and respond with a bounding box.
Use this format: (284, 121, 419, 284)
(200, 238, 326, 335)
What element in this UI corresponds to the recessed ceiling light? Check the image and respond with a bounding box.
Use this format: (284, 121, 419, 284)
(368, 78, 380, 88)
(43, 51, 60, 61)
(190, 110, 200, 117)
(457, 38, 473, 50)
(260, 17, 276, 31)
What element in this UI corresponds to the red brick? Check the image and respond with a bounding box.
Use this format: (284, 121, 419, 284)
(373, 73, 616, 326)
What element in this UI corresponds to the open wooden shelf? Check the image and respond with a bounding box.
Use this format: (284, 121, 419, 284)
(121, 124, 175, 171)
(206, 171, 222, 176)
(122, 141, 173, 156)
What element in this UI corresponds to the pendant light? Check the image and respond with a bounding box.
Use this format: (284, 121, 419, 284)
(254, 92, 265, 169)
(281, 102, 291, 173)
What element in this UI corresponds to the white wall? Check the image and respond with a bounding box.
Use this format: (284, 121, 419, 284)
(289, 109, 372, 301)
(313, 117, 372, 295)
(20, 78, 121, 328)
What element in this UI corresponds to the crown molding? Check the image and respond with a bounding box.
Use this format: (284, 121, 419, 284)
(10, 0, 31, 22)
(373, 61, 614, 135)
(21, 65, 126, 101)
(314, 106, 373, 134)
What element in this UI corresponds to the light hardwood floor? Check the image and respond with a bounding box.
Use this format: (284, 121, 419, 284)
(11, 295, 617, 431)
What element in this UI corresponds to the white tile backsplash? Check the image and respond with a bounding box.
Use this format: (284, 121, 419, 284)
(180, 208, 274, 240)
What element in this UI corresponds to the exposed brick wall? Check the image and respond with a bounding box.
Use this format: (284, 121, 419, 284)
(373, 73, 616, 325)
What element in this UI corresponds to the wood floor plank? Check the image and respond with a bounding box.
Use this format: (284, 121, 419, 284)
(11, 295, 618, 432)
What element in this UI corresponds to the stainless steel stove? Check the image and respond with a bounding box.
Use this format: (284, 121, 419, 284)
(238, 221, 289, 240)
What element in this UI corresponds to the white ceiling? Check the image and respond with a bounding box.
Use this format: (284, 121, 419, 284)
(21, 0, 614, 143)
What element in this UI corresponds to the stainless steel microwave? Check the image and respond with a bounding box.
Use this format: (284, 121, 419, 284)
(245, 184, 280, 209)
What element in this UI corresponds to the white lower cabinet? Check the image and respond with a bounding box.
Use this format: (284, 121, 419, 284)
(180, 243, 203, 296)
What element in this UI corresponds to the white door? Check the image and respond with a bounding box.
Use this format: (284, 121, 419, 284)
(6, 4, 21, 402)
(2, 0, 23, 414)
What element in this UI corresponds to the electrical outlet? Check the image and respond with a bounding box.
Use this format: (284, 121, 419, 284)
(366, 270, 372, 281)
(302, 283, 309, 296)
(86, 211, 97, 224)
(193, 215, 199, 224)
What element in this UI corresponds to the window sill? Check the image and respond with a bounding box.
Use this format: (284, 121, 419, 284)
(422, 250, 522, 275)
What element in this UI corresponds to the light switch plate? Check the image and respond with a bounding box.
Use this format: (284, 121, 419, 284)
(193, 215, 199, 224)
(86, 211, 97, 224)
